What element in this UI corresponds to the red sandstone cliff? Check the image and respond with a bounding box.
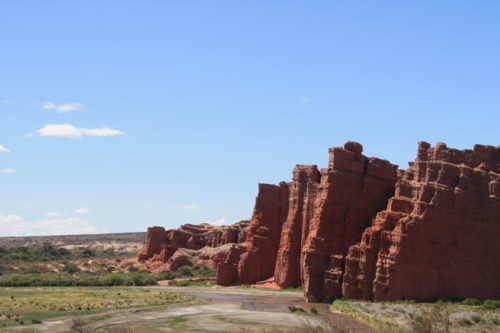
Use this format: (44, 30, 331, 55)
(300, 143, 398, 302)
(217, 183, 290, 285)
(274, 165, 320, 288)
(138, 141, 500, 302)
(342, 142, 500, 301)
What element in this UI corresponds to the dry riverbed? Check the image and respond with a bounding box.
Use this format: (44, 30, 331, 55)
(0, 286, 375, 333)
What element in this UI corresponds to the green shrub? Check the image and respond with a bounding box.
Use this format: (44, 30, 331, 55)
(462, 298, 482, 306)
(470, 315, 481, 323)
(79, 248, 95, 258)
(62, 263, 80, 274)
(131, 273, 157, 286)
(310, 307, 318, 315)
(457, 319, 473, 326)
(191, 264, 215, 277)
(176, 266, 194, 277)
(158, 270, 175, 280)
(170, 280, 190, 287)
(31, 319, 42, 324)
(483, 299, 500, 310)
(288, 305, 305, 313)
(433, 298, 448, 304)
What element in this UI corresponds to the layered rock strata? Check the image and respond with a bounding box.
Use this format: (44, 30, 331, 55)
(138, 141, 500, 302)
(342, 142, 500, 301)
(216, 141, 499, 302)
(301, 144, 398, 302)
(274, 165, 320, 288)
(217, 183, 290, 285)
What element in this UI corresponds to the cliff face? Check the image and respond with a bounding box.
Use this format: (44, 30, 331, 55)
(274, 165, 320, 288)
(137, 227, 166, 261)
(301, 143, 398, 302)
(139, 141, 500, 302)
(343, 142, 500, 301)
(217, 183, 290, 285)
(216, 141, 499, 302)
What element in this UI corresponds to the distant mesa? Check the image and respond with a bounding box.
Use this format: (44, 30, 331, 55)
(138, 141, 500, 302)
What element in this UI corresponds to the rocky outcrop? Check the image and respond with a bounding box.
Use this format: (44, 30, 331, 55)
(217, 183, 290, 285)
(342, 142, 500, 301)
(137, 227, 166, 261)
(301, 143, 398, 302)
(216, 141, 499, 302)
(274, 165, 320, 288)
(137, 221, 249, 268)
(139, 141, 500, 303)
(164, 221, 249, 250)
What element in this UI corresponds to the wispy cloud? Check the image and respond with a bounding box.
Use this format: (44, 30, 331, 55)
(75, 208, 90, 215)
(0, 145, 10, 152)
(0, 214, 104, 236)
(0, 168, 16, 173)
(299, 96, 310, 102)
(42, 102, 82, 113)
(177, 204, 198, 210)
(36, 124, 124, 138)
(203, 217, 226, 226)
(46, 212, 64, 217)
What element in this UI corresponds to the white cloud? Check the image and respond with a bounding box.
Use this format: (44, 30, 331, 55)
(46, 212, 63, 217)
(0, 214, 23, 223)
(37, 124, 124, 138)
(299, 96, 310, 102)
(177, 204, 198, 210)
(42, 102, 82, 113)
(204, 217, 226, 226)
(0, 145, 10, 152)
(0, 168, 16, 173)
(0, 214, 104, 236)
(75, 208, 90, 215)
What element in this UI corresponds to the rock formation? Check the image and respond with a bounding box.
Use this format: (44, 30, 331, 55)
(342, 142, 500, 301)
(300, 144, 398, 302)
(217, 183, 290, 285)
(274, 165, 320, 288)
(138, 141, 500, 302)
(137, 221, 249, 271)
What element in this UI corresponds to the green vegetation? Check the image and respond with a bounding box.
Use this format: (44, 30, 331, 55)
(0, 287, 195, 328)
(457, 318, 473, 326)
(169, 279, 216, 287)
(158, 264, 215, 280)
(462, 298, 482, 306)
(284, 286, 304, 291)
(169, 280, 190, 287)
(483, 299, 500, 310)
(0, 271, 158, 287)
(288, 305, 306, 313)
(471, 315, 482, 323)
(410, 304, 450, 333)
(331, 298, 500, 332)
(0, 245, 95, 265)
(310, 307, 318, 315)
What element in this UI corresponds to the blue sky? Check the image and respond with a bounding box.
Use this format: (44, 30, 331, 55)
(1, 1, 499, 236)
